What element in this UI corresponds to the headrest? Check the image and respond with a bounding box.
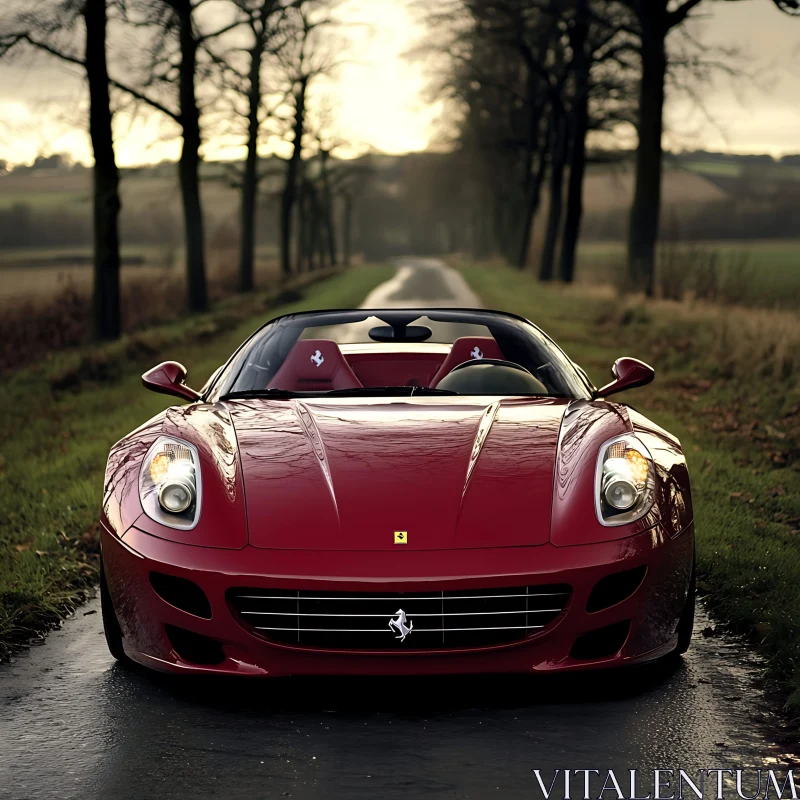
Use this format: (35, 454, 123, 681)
(268, 339, 362, 390)
(430, 336, 505, 387)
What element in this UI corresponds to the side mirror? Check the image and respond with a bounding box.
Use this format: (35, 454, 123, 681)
(142, 361, 201, 402)
(595, 357, 654, 399)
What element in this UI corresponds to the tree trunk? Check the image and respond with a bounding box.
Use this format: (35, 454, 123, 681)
(471, 204, 490, 260)
(627, 9, 668, 296)
(515, 79, 544, 269)
(342, 192, 352, 267)
(516, 154, 546, 270)
(516, 118, 550, 270)
(84, 0, 121, 341)
(559, 0, 590, 284)
(310, 184, 324, 270)
(280, 77, 308, 281)
(319, 149, 337, 267)
(296, 176, 307, 273)
(540, 110, 567, 282)
(239, 35, 263, 293)
(176, 2, 207, 312)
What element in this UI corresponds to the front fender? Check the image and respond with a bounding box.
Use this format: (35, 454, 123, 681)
(550, 400, 661, 547)
(103, 403, 248, 549)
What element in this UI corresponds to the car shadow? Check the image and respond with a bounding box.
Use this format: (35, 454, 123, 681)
(116, 655, 685, 716)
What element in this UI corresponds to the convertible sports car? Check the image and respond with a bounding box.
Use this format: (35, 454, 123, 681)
(100, 308, 695, 676)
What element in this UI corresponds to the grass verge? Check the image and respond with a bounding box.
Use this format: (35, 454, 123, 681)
(456, 260, 800, 713)
(0, 265, 393, 659)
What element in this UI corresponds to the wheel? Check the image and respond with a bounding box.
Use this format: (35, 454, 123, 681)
(675, 554, 696, 655)
(100, 557, 131, 664)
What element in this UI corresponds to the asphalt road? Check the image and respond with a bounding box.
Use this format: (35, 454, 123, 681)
(0, 258, 790, 800)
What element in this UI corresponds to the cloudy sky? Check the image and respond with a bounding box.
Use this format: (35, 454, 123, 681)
(0, 0, 798, 167)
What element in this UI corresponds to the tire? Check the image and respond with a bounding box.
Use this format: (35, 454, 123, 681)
(100, 557, 131, 664)
(675, 554, 696, 655)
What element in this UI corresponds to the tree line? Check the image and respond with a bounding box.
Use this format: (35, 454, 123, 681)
(418, 0, 797, 292)
(1, 0, 797, 341)
(0, 0, 362, 340)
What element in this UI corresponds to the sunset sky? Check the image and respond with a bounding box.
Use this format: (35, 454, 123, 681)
(0, 0, 798, 168)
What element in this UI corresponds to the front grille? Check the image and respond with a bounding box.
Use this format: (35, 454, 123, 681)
(228, 585, 571, 650)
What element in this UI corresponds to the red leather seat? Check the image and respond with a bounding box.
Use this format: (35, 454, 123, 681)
(268, 339, 362, 392)
(430, 336, 505, 388)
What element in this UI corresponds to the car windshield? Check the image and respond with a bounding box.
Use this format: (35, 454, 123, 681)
(207, 310, 593, 400)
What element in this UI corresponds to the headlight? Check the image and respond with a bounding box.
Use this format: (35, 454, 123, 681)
(595, 435, 655, 526)
(139, 436, 202, 529)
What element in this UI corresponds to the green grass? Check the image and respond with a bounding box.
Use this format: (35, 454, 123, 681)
(681, 161, 743, 177)
(0, 265, 393, 658)
(578, 238, 800, 272)
(457, 260, 800, 713)
(0, 244, 169, 268)
(680, 160, 800, 181)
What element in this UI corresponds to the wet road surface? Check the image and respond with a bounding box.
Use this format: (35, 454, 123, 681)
(0, 258, 789, 799)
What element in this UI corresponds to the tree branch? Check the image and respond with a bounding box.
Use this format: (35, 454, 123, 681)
(0, 32, 85, 67)
(108, 77, 181, 123)
(667, 0, 706, 30)
(197, 18, 246, 43)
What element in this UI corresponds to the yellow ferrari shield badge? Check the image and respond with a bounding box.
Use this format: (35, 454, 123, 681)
(394, 531, 408, 545)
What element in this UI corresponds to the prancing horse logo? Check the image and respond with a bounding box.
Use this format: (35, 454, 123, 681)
(389, 609, 413, 641)
(470, 346, 484, 360)
(310, 349, 324, 367)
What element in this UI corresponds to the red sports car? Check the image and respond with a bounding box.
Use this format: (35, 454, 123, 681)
(100, 308, 695, 676)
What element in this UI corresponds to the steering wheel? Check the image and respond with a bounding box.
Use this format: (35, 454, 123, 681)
(437, 358, 549, 395)
(448, 358, 534, 375)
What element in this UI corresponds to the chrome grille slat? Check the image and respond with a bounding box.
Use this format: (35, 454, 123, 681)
(229, 583, 572, 651)
(236, 592, 570, 601)
(240, 609, 563, 617)
(253, 625, 547, 633)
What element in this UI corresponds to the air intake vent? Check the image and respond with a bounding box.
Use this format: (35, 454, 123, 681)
(150, 572, 212, 619)
(586, 566, 647, 614)
(228, 585, 571, 651)
(165, 625, 224, 665)
(570, 621, 630, 661)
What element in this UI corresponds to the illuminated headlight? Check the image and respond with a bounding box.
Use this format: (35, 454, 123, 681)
(139, 437, 202, 529)
(595, 435, 655, 526)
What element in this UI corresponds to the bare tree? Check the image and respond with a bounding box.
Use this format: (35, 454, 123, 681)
(558, 0, 591, 283)
(417, 0, 634, 278)
(618, 0, 797, 295)
(222, 0, 287, 292)
(416, 1, 558, 268)
(274, 0, 339, 281)
(114, 0, 244, 312)
(334, 162, 373, 267)
(281, 72, 308, 279)
(559, 0, 639, 282)
(1, 0, 122, 341)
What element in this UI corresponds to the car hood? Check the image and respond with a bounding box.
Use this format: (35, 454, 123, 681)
(227, 396, 570, 550)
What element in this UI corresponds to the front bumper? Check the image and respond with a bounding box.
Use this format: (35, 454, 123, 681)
(102, 522, 693, 677)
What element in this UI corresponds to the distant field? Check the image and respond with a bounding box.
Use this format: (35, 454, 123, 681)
(575, 238, 800, 308)
(0, 166, 245, 212)
(578, 238, 800, 270)
(0, 244, 280, 304)
(578, 163, 727, 212)
(681, 160, 800, 181)
(0, 170, 92, 208)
